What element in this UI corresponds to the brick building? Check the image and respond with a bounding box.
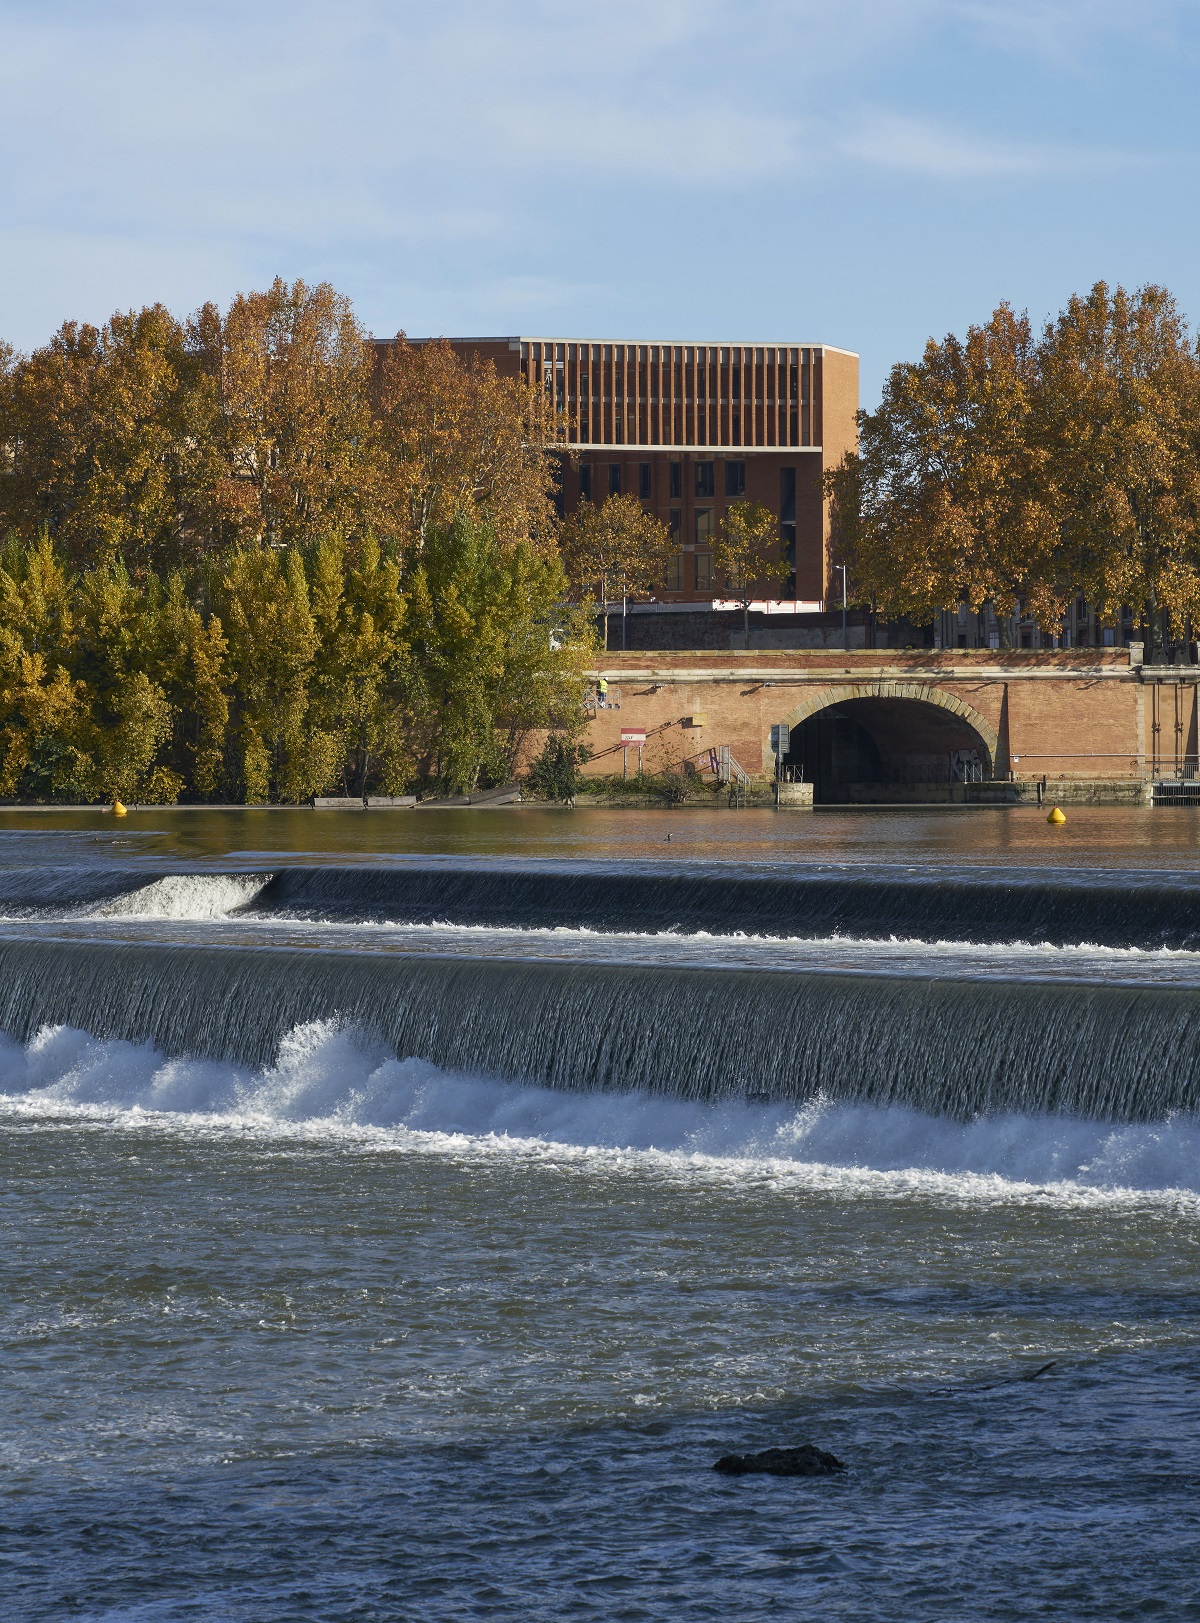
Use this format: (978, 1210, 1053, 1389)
(408, 336, 858, 608)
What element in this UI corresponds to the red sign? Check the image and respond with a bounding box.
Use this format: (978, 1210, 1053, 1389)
(620, 730, 647, 745)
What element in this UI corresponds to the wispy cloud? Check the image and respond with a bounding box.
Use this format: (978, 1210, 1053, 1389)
(835, 111, 1101, 178)
(950, 0, 1191, 66)
(0, 0, 1194, 368)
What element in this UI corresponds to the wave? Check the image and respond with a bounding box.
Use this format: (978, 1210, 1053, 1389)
(89, 873, 269, 919)
(0, 867, 269, 921)
(3, 1020, 1199, 1205)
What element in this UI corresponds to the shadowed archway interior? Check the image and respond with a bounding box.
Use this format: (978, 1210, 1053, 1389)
(782, 695, 996, 803)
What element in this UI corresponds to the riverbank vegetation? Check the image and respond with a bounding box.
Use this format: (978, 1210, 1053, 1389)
(0, 279, 591, 803)
(828, 282, 1200, 651)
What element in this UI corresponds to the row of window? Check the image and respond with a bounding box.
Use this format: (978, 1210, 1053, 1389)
(574, 410, 801, 448)
(664, 553, 714, 593)
(524, 342, 813, 366)
(580, 460, 750, 500)
(577, 464, 799, 593)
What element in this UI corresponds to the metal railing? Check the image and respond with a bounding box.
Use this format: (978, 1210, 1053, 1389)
(1153, 779, 1200, 806)
(584, 685, 622, 715)
(709, 744, 750, 788)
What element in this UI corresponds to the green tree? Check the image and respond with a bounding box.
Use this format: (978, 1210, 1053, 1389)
(525, 736, 591, 802)
(0, 534, 87, 798)
(402, 518, 592, 793)
(90, 672, 176, 804)
(214, 546, 337, 802)
(143, 573, 231, 799)
(306, 533, 410, 795)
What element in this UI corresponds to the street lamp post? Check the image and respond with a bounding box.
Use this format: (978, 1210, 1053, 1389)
(840, 565, 848, 651)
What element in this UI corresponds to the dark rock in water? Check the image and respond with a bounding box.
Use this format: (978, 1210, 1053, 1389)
(713, 1444, 845, 1478)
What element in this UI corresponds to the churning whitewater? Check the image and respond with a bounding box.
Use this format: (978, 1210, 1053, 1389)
(5, 857, 1200, 1122)
(3, 1019, 1200, 1203)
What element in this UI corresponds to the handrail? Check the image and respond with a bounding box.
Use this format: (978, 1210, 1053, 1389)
(716, 744, 750, 787)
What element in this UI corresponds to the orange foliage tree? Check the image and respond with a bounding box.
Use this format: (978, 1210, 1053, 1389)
(826, 283, 1200, 647)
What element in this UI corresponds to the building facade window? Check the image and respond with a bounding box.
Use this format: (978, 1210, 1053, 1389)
(579, 464, 591, 500)
(695, 508, 713, 546)
(695, 461, 714, 498)
(725, 460, 745, 497)
(780, 467, 796, 563)
(694, 552, 713, 592)
(609, 464, 621, 496)
(664, 554, 683, 592)
(669, 462, 681, 499)
(669, 508, 682, 545)
(639, 463, 652, 500)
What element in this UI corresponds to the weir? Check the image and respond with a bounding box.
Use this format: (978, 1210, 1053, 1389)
(0, 867, 162, 914)
(252, 865, 1200, 949)
(5, 861, 1200, 947)
(3, 935, 1200, 1122)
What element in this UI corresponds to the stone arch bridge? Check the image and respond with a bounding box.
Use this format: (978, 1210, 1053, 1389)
(584, 649, 1190, 802)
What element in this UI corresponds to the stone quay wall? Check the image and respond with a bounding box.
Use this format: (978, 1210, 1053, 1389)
(583, 648, 1198, 790)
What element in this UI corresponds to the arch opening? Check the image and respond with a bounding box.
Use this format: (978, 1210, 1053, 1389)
(780, 694, 996, 804)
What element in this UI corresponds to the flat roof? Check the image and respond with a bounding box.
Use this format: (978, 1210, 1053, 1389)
(403, 335, 859, 359)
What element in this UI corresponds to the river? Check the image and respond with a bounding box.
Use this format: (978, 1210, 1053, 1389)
(3, 805, 1200, 1619)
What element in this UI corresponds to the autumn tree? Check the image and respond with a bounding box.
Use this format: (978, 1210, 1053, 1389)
(713, 500, 791, 648)
(1035, 282, 1200, 655)
(201, 279, 379, 551)
(826, 303, 1058, 635)
(559, 493, 674, 646)
(375, 336, 563, 555)
(0, 306, 221, 573)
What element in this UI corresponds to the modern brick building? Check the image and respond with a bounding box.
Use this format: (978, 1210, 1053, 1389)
(410, 336, 859, 608)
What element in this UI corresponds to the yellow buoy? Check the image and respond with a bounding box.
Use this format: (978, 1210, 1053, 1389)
(1047, 805, 1066, 824)
(112, 800, 127, 816)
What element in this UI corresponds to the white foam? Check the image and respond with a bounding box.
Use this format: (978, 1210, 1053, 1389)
(89, 873, 269, 920)
(2, 1020, 1200, 1211)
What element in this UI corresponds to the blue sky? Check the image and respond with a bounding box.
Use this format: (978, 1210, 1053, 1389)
(1, 0, 1197, 403)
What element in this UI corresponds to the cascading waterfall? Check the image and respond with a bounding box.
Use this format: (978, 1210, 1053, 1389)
(5, 861, 1200, 948)
(246, 863, 1200, 948)
(2, 934, 1199, 1122)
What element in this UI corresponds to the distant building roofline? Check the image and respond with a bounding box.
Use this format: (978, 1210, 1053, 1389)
(384, 334, 859, 359)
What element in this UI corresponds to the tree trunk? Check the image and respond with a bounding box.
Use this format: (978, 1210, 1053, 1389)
(1146, 592, 1162, 662)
